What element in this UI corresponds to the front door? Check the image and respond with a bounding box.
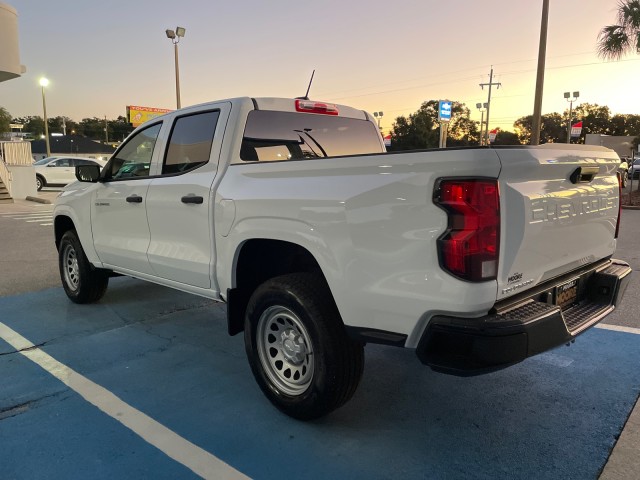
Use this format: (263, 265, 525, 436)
(48, 157, 74, 184)
(91, 122, 163, 275)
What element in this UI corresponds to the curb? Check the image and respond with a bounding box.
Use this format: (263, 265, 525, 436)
(25, 196, 52, 205)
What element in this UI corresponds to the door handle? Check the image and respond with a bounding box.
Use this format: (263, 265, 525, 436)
(181, 195, 204, 204)
(126, 195, 143, 203)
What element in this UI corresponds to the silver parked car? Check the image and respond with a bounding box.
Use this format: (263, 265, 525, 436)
(34, 156, 107, 191)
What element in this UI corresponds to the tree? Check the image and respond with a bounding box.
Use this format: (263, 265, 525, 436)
(493, 131, 521, 145)
(514, 113, 565, 144)
(79, 117, 106, 140)
(571, 103, 612, 141)
(0, 107, 12, 133)
(389, 100, 480, 151)
(597, 0, 640, 59)
(108, 116, 134, 142)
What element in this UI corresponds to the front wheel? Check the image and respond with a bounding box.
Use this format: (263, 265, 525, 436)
(58, 230, 109, 303)
(244, 273, 364, 420)
(36, 175, 45, 191)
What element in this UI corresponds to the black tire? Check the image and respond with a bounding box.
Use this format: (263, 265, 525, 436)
(36, 175, 45, 191)
(58, 230, 109, 304)
(244, 273, 364, 420)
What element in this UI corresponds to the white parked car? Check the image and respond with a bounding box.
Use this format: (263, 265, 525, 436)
(34, 156, 107, 191)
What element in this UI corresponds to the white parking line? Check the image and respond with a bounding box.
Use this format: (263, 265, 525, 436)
(0, 322, 249, 480)
(596, 324, 640, 335)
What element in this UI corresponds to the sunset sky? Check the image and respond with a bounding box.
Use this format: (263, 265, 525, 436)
(2, 0, 639, 134)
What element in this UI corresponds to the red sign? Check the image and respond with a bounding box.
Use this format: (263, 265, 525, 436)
(488, 128, 498, 143)
(571, 121, 582, 137)
(383, 134, 391, 147)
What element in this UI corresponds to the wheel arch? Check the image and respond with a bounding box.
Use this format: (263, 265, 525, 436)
(36, 173, 46, 187)
(226, 239, 335, 336)
(54, 214, 76, 250)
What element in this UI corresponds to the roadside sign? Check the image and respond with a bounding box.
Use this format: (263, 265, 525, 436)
(488, 128, 498, 143)
(383, 135, 391, 147)
(438, 100, 452, 122)
(126, 105, 173, 127)
(571, 121, 583, 137)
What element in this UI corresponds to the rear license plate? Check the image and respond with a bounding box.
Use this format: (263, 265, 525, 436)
(555, 278, 579, 310)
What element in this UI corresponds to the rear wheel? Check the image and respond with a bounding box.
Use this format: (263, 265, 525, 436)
(244, 273, 364, 420)
(36, 175, 45, 191)
(58, 230, 109, 303)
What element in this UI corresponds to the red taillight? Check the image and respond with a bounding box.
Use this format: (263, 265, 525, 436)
(434, 179, 500, 282)
(615, 171, 622, 239)
(295, 99, 339, 115)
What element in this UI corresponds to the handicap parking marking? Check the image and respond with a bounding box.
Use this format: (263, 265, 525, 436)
(2, 281, 640, 479)
(0, 321, 249, 480)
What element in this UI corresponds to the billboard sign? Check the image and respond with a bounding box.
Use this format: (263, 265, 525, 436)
(438, 100, 452, 122)
(127, 105, 172, 127)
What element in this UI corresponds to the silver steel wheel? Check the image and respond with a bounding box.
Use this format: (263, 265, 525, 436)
(256, 305, 314, 396)
(36, 177, 42, 190)
(62, 243, 80, 292)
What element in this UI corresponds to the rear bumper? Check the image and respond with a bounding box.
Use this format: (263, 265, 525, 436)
(416, 259, 632, 376)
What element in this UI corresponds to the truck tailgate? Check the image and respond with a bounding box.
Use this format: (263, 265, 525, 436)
(495, 144, 620, 302)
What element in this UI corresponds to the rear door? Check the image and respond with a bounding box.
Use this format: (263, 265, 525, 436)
(145, 103, 230, 289)
(495, 144, 620, 301)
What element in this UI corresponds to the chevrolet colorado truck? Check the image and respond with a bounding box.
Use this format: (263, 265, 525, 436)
(53, 97, 631, 420)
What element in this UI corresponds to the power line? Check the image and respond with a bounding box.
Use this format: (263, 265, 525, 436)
(316, 51, 629, 101)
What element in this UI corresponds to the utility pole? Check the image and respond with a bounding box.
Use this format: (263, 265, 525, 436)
(104, 115, 109, 144)
(531, 0, 550, 145)
(479, 67, 501, 145)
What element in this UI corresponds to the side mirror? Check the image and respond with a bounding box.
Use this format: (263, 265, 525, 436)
(76, 165, 101, 183)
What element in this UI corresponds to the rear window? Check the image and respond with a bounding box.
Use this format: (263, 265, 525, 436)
(240, 110, 383, 162)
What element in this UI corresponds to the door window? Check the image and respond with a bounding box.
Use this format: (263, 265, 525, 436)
(53, 158, 72, 167)
(162, 111, 220, 174)
(105, 123, 162, 180)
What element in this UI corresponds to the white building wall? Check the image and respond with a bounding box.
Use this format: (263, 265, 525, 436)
(0, 3, 26, 82)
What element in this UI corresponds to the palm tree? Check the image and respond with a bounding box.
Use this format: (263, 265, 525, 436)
(597, 0, 640, 59)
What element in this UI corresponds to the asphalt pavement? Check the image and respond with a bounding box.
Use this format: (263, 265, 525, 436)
(0, 189, 638, 479)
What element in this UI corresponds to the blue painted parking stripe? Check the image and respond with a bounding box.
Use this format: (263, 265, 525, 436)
(0, 321, 249, 480)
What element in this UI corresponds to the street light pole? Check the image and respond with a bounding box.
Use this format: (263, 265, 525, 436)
(166, 27, 186, 109)
(39, 77, 51, 157)
(564, 91, 579, 143)
(373, 111, 384, 130)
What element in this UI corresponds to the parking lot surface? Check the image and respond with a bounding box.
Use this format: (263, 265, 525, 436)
(1, 194, 639, 479)
(1, 277, 639, 479)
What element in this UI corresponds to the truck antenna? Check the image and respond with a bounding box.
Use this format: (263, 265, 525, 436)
(296, 70, 315, 100)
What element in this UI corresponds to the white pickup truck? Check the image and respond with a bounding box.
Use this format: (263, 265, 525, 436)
(54, 97, 631, 420)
